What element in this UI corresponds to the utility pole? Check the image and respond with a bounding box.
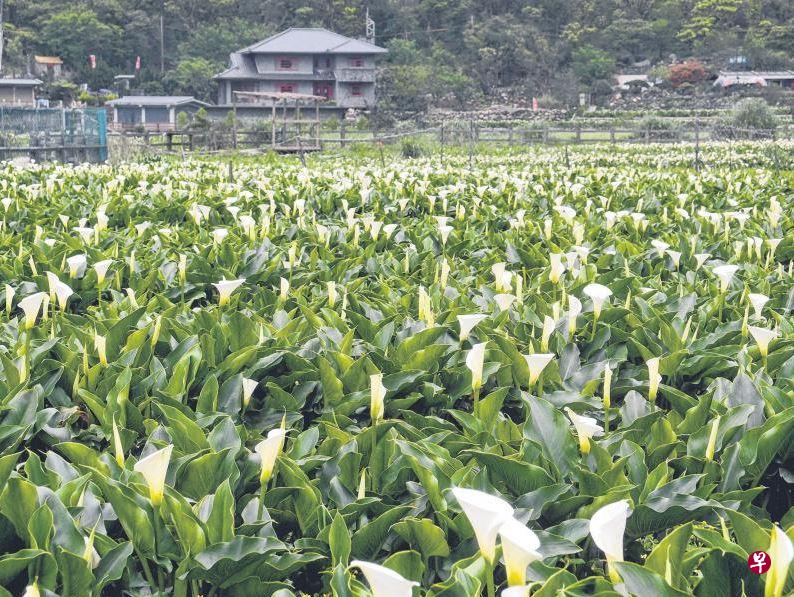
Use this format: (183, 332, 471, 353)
(0, 0, 5, 74)
(159, 0, 165, 73)
(365, 8, 375, 44)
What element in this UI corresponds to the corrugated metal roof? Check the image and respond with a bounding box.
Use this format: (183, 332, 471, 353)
(0, 78, 43, 86)
(242, 28, 387, 55)
(34, 56, 63, 65)
(718, 70, 794, 79)
(106, 96, 209, 107)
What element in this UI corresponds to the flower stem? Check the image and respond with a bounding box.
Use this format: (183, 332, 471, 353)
(135, 547, 156, 588)
(257, 481, 266, 520)
(486, 561, 496, 597)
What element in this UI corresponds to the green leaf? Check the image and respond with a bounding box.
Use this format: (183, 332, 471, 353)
(329, 512, 352, 567)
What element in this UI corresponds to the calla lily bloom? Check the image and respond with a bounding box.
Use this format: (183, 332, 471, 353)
(213, 278, 245, 306)
(133, 444, 173, 506)
(712, 264, 739, 293)
(590, 500, 631, 581)
(650, 239, 669, 257)
(93, 259, 113, 284)
(748, 293, 770, 318)
(349, 560, 418, 597)
(541, 316, 555, 352)
(255, 428, 287, 484)
(19, 292, 47, 329)
(498, 517, 542, 586)
(748, 326, 778, 360)
(112, 417, 125, 467)
(452, 487, 514, 564)
(564, 407, 604, 454)
(549, 254, 565, 284)
(458, 314, 487, 342)
(370, 373, 386, 424)
(501, 587, 530, 597)
(694, 253, 711, 270)
(66, 254, 87, 278)
(524, 353, 554, 387)
(280, 277, 290, 300)
(94, 333, 108, 366)
(5, 284, 14, 316)
(242, 378, 258, 408)
(646, 356, 661, 401)
(53, 280, 74, 311)
(582, 283, 612, 319)
(466, 342, 487, 396)
(766, 525, 794, 597)
(603, 364, 612, 410)
(327, 281, 337, 306)
(568, 296, 582, 335)
(494, 293, 516, 312)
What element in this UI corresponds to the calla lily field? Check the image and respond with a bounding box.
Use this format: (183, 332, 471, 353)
(0, 142, 793, 596)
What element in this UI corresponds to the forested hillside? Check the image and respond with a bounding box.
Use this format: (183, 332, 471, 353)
(3, 0, 794, 108)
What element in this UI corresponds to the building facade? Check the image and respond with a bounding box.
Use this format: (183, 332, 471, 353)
(0, 79, 42, 106)
(106, 96, 209, 131)
(215, 28, 387, 111)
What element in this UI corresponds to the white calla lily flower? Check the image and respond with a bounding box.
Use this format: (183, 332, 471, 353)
(242, 378, 258, 408)
(590, 499, 631, 579)
(524, 353, 554, 387)
(564, 407, 604, 454)
(458, 314, 487, 342)
(370, 373, 386, 424)
(93, 259, 113, 285)
(568, 296, 582, 335)
(213, 278, 245, 306)
(133, 445, 173, 506)
(747, 293, 769, 318)
(498, 517, 542, 586)
(582, 283, 613, 319)
(66, 254, 88, 278)
(712, 264, 739, 292)
(349, 560, 418, 597)
(19, 292, 47, 329)
(646, 356, 661, 402)
(466, 342, 487, 394)
(255, 428, 287, 484)
(748, 326, 778, 359)
(452, 487, 514, 564)
(766, 525, 794, 597)
(494, 293, 516, 312)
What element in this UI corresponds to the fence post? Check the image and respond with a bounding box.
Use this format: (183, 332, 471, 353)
(694, 117, 700, 172)
(645, 123, 650, 143)
(610, 127, 615, 144)
(508, 122, 513, 145)
(340, 121, 347, 148)
(543, 125, 549, 143)
(575, 124, 581, 143)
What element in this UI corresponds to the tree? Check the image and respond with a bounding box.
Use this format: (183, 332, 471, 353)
(667, 60, 708, 87)
(38, 8, 123, 87)
(571, 45, 616, 85)
(164, 57, 217, 101)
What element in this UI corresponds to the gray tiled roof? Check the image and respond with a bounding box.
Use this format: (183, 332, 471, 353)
(241, 28, 387, 55)
(106, 96, 209, 107)
(0, 78, 43, 86)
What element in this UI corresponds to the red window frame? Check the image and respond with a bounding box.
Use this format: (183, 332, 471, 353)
(349, 56, 364, 68)
(279, 83, 295, 93)
(351, 85, 363, 96)
(277, 57, 295, 70)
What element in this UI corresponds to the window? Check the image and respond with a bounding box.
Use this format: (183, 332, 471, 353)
(349, 57, 364, 68)
(351, 85, 362, 96)
(279, 84, 294, 93)
(277, 57, 293, 70)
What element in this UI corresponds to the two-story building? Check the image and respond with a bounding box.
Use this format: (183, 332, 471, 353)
(214, 28, 387, 114)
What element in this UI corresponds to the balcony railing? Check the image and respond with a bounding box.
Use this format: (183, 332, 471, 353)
(334, 68, 376, 83)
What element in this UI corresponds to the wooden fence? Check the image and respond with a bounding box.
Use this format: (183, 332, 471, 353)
(109, 120, 794, 158)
